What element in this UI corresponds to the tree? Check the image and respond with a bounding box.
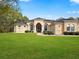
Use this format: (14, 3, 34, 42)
(67, 17, 74, 20)
(56, 17, 65, 21)
(0, 0, 25, 32)
(0, 0, 19, 15)
(0, 0, 29, 33)
(22, 16, 29, 21)
(77, 17, 79, 20)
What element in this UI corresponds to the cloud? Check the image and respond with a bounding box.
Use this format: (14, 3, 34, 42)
(67, 10, 79, 14)
(70, 0, 79, 4)
(20, 0, 30, 2)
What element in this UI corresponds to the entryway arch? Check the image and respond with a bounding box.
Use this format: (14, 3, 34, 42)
(36, 23, 42, 33)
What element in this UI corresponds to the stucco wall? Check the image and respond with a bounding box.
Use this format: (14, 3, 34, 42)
(14, 25, 27, 33)
(55, 22, 63, 35)
(50, 24, 55, 32)
(77, 22, 79, 32)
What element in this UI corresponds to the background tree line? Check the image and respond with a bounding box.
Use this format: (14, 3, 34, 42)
(0, 0, 28, 33)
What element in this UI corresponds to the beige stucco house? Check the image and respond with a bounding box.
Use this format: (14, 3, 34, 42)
(14, 18, 79, 35)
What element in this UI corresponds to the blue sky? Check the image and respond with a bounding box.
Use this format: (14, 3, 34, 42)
(19, 0, 79, 20)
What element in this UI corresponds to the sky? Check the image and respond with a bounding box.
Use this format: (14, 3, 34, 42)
(19, 0, 79, 20)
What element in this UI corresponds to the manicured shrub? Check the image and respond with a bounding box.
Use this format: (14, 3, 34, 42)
(43, 31, 48, 34)
(25, 30, 33, 33)
(75, 32, 79, 35)
(63, 32, 68, 35)
(25, 30, 29, 33)
(43, 31, 54, 35)
(30, 31, 34, 33)
(64, 32, 79, 35)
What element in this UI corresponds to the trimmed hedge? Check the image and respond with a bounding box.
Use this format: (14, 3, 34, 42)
(43, 31, 54, 35)
(64, 32, 79, 35)
(25, 30, 33, 33)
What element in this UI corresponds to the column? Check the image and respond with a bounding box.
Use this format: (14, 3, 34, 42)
(34, 24, 36, 33)
(42, 24, 44, 33)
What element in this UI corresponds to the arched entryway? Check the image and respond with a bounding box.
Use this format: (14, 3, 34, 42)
(36, 23, 42, 33)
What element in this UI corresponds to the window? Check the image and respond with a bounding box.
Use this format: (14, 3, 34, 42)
(24, 26, 26, 27)
(66, 24, 75, 32)
(71, 27, 75, 32)
(71, 25, 75, 32)
(30, 24, 33, 31)
(67, 26, 71, 32)
(44, 24, 48, 31)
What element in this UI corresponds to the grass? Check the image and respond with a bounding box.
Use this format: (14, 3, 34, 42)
(0, 33, 79, 59)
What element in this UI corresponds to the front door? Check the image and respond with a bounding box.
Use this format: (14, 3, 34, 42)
(36, 23, 42, 33)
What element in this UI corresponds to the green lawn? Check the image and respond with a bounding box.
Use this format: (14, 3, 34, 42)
(0, 33, 79, 59)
